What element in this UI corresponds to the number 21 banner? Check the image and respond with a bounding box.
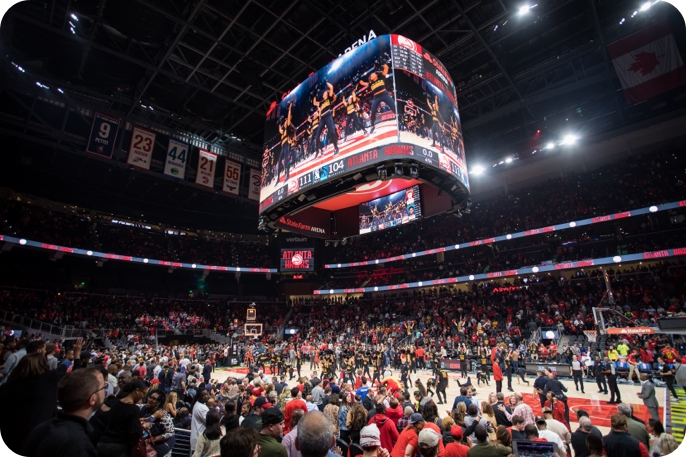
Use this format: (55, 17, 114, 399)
(126, 126, 156, 170)
(196, 149, 217, 188)
(223, 159, 241, 195)
(165, 138, 188, 179)
(86, 111, 121, 159)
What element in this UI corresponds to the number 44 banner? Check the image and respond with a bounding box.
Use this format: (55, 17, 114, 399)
(223, 159, 241, 195)
(127, 126, 156, 170)
(164, 138, 189, 179)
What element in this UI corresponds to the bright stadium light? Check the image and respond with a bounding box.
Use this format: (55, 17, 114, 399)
(562, 135, 578, 145)
(505, 157, 513, 163)
(640, 2, 652, 11)
(546, 142, 555, 150)
(471, 165, 485, 175)
(518, 4, 536, 15)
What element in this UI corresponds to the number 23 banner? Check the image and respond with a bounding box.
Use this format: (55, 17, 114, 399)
(223, 159, 241, 195)
(196, 149, 217, 188)
(126, 126, 156, 170)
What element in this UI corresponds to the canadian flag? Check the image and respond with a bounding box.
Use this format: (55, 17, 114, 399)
(607, 19, 686, 104)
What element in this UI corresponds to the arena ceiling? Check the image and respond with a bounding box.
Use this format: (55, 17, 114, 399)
(0, 0, 685, 231)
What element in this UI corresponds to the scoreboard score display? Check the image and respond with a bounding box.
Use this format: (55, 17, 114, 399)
(280, 248, 315, 272)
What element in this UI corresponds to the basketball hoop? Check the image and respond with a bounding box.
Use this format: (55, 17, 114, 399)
(583, 330, 597, 343)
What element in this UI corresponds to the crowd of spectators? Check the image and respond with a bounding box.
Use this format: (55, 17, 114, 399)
(323, 212, 685, 289)
(0, 289, 287, 346)
(291, 261, 686, 356)
(325, 149, 686, 264)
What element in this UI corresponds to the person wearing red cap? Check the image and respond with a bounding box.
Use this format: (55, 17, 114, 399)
(443, 425, 469, 457)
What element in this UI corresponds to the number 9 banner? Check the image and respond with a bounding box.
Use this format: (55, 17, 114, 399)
(127, 126, 156, 170)
(86, 111, 121, 159)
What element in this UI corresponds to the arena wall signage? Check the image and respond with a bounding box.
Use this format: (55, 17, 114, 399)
(324, 200, 686, 268)
(313, 247, 686, 294)
(0, 234, 276, 273)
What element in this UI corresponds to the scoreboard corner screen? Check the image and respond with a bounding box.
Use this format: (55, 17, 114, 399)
(280, 248, 315, 272)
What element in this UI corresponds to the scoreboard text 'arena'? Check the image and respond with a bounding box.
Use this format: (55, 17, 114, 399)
(282, 249, 313, 269)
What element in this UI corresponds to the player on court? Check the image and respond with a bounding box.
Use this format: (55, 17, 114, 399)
(358, 63, 396, 134)
(276, 103, 292, 180)
(312, 82, 339, 157)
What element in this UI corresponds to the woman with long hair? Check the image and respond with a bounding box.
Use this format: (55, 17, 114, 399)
(347, 402, 368, 448)
(164, 391, 178, 419)
(647, 418, 666, 456)
(97, 379, 147, 457)
(422, 402, 440, 429)
(0, 353, 60, 454)
(192, 410, 224, 457)
(323, 394, 340, 438)
(481, 402, 498, 441)
(339, 392, 354, 444)
(491, 426, 513, 455)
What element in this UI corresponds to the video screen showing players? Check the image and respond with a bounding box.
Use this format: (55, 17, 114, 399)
(359, 185, 421, 234)
(260, 35, 399, 213)
(394, 64, 469, 191)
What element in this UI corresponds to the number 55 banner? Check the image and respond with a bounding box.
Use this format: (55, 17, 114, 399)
(86, 111, 121, 159)
(196, 149, 217, 188)
(222, 159, 241, 195)
(127, 126, 156, 170)
(248, 168, 261, 201)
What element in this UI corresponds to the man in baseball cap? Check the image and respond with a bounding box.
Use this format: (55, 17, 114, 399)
(360, 424, 381, 450)
(242, 396, 273, 431)
(446, 425, 470, 457)
(259, 408, 286, 457)
(409, 413, 424, 425)
(418, 428, 440, 455)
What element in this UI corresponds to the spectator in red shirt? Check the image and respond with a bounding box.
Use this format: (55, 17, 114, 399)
(284, 387, 307, 434)
(493, 360, 504, 393)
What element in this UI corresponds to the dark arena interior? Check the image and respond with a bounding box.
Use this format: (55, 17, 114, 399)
(1, 0, 686, 456)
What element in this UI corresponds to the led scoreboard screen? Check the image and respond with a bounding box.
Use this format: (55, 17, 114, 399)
(280, 248, 315, 272)
(359, 185, 421, 234)
(259, 34, 469, 215)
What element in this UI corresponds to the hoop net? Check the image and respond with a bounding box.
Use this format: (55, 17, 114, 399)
(584, 330, 597, 343)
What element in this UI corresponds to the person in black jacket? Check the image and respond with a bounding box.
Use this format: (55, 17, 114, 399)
(96, 379, 146, 457)
(24, 367, 105, 457)
(492, 392, 512, 427)
(0, 353, 63, 454)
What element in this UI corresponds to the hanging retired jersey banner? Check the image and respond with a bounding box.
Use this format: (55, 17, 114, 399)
(165, 138, 189, 179)
(126, 126, 156, 170)
(222, 159, 242, 195)
(248, 168, 261, 201)
(196, 149, 217, 188)
(86, 111, 121, 158)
